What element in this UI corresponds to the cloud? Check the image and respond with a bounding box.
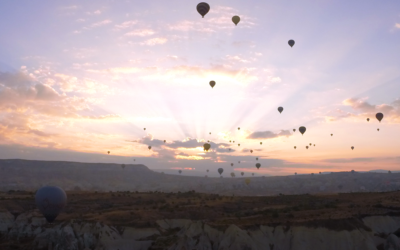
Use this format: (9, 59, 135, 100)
(326, 98, 400, 123)
(124, 29, 155, 37)
(323, 157, 377, 163)
(247, 130, 291, 139)
(114, 20, 138, 30)
(140, 37, 167, 46)
(88, 19, 112, 28)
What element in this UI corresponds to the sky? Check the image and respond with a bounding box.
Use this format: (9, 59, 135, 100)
(0, 0, 399, 177)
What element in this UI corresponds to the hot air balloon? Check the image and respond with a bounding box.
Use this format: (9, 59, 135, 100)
(256, 163, 261, 169)
(294, 146, 296, 149)
(203, 143, 211, 151)
(256, 157, 258, 160)
(238, 144, 240, 146)
(314, 144, 315, 146)
(233, 141, 235, 143)
(331, 134, 333, 136)
(231, 172, 235, 177)
(241, 172, 244, 176)
(208, 140, 210, 142)
(229, 148, 231, 151)
(250, 150, 253, 153)
(209, 132, 211, 134)
(245, 178, 250, 185)
(229, 140, 232, 143)
(260, 142, 262, 145)
(148, 146, 152, 150)
(288, 39, 295, 47)
(367, 118, 370, 122)
(209, 80, 215, 88)
(252, 173, 254, 176)
(299, 126, 306, 135)
(107, 151, 110, 154)
(232, 15, 240, 25)
(293, 129, 296, 132)
(231, 163, 234, 167)
(144, 128, 146, 130)
(197, 2, 210, 18)
(133, 159, 135, 161)
(295, 172, 297, 175)
(278, 107, 283, 113)
(309, 143, 312, 146)
(179, 170, 182, 174)
(35, 186, 67, 223)
(238, 127, 240, 130)
(377, 128, 380, 131)
(238, 161, 240, 163)
(306, 146, 309, 149)
(351, 146, 354, 150)
(376, 113, 383, 122)
(218, 168, 224, 175)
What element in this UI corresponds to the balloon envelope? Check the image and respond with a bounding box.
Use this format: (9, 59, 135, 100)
(35, 186, 67, 223)
(288, 39, 295, 47)
(376, 113, 383, 122)
(218, 168, 224, 175)
(278, 107, 283, 113)
(209, 80, 215, 88)
(203, 143, 211, 151)
(148, 146, 151, 150)
(197, 2, 210, 18)
(232, 15, 240, 25)
(256, 163, 261, 169)
(299, 126, 306, 135)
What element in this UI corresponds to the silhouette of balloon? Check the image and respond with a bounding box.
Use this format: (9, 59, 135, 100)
(250, 150, 253, 153)
(218, 168, 223, 175)
(367, 118, 370, 122)
(197, 2, 210, 18)
(299, 126, 306, 135)
(179, 170, 182, 174)
(204, 143, 211, 151)
(232, 15, 240, 25)
(35, 186, 67, 223)
(148, 146, 151, 150)
(288, 40, 295, 47)
(306, 146, 309, 149)
(278, 107, 283, 113)
(351, 146, 354, 150)
(107, 151, 110, 154)
(209, 80, 215, 88)
(256, 163, 261, 169)
(376, 113, 383, 122)
(231, 163, 234, 167)
(294, 146, 296, 149)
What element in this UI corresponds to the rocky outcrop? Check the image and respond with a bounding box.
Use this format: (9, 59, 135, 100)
(1, 211, 400, 249)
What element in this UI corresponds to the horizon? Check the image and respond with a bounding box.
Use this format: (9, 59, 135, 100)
(0, 0, 400, 176)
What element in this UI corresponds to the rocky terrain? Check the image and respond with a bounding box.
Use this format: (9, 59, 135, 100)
(0, 159, 399, 195)
(1, 189, 400, 249)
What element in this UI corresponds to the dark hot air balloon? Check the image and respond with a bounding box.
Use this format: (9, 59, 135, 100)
(232, 16, 240, 25)
(241, 172, 244, 176)
(164, 140, 166, 143)
(376, 113, 383, 122)
(179, 170, 182, 174)
(367, 118, 370, 122)
(203, 143, 211, 151)
(288, 40, 295, 47)
(238, 127, 240, 130)
(293, 129, 296, 132)
(256, 163, 261, 169)
(238, 161, 240, 163)
(250, 150, 253, 153)
(218, 168, 224, 175)
(299, 126, 306, 135)
(260, 142, 262, 145)
(207, 169, 209, 172)
(377, 128, 380, 131)
(306, 146, 309, 149)
(107, 151, 110, 154)
(238, 144, 240, 146)
(252, 173, 254, 176)
(148, 146, 151, 150)
(144, 128, 146, 130)
(231, 163, 234, 167)
(209, 80, 215, 88)
(197, 2, 210, 18)
(294, 146, 296, 149)
(35, 186, 67, 223)
(331, 134, 333, 136)
(278, 107, 283, 113)
(351, 146, 354, 150)
(256, 157, 258, 160)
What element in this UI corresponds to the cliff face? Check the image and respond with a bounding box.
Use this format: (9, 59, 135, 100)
(1, 211, 400, 250)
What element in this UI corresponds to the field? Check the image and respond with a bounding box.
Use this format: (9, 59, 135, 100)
(1, 190, 400, 231)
